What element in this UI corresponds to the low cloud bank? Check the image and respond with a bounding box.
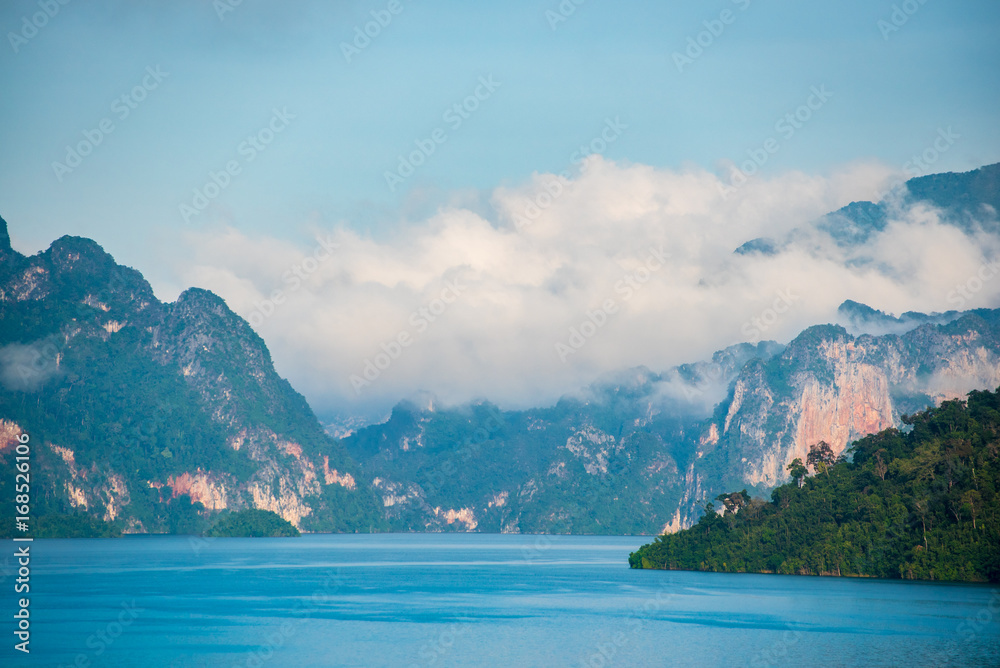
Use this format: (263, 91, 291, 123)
(171, 159, 1000, 418)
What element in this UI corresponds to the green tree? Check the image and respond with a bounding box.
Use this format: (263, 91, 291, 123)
(629, 387, 1000, 583)
(787, 458, 807, 487)
(807, 441, 836, 476)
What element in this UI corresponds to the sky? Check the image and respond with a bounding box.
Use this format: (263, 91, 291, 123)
(1, 0, 999, 420)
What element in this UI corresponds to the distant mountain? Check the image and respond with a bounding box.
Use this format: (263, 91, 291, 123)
(738, 163, 1000, 253)
(0, 218, 385, 536)
(836, 299, 961, 336)
(343, 310, 1000, 534)
(342, 342, 785, 534)
(2, 162, 998, 537)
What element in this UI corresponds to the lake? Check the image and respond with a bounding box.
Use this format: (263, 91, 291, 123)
(4, 534, 999, 667)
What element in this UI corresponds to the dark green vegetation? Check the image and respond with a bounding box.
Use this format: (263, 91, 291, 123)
(34, 512, 121, 538)
(344, 347, 780, 534)
(0, 219, 386, 537)
(205, 509, 300, 537)
(347, 308, 1000, 534)
(1, 163, 999, 537)
(630, 389, 1000, 582)
(345, 164, 1000, 534)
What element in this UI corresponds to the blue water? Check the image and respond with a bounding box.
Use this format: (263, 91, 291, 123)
(2, 534, 998, 667)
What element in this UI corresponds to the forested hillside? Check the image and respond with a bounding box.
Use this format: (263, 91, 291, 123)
(0, 219, 386, 536)
(630, 388, 1000, 582)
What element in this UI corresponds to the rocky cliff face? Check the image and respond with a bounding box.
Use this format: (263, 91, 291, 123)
(344, 313, 1000, 535)
(0, 217, 384, 534)
(693, 313, 1000, 517)
(342, 343, 782, 534)
(3, 159, 999, 538)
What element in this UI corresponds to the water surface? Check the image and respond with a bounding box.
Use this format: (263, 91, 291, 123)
(3, 534, 998, 667)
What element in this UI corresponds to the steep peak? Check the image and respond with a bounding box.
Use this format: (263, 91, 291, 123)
(40, 235, 160, 312)
(176, 287, 228, 309)
(169, 287, 269, 353)
(48, 234, 116, 268)
(170, 288, 246, 333)
(838, 299, 882, 320)
(0, 215, 22, 282)
(734, 237, 778, 256)
(782, 324, 852, 361)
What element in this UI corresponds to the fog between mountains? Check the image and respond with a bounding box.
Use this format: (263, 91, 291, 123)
(172, 158, 1000, 417)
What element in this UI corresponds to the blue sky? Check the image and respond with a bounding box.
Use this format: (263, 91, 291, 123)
(2, 0, 998, 265)
(2, 0, 999, 417)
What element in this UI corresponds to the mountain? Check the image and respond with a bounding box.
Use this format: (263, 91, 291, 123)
(629, 388, 1000, 583)
(2, 163, 998, 537)
(343, 311, 1000, 534)
(835, 299, 961, 336)
(339, 164, 1000, 535)
(741, 163, 1000, 253)
(688, 311, 1000, 517)
(0, 217, 386, 536)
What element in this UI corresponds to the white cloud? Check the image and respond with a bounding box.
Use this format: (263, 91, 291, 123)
(167, 158, 999, 417)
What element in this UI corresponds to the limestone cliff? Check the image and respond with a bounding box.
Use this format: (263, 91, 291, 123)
(694, 312, 1000, 520)
(0, 221, 385, 534)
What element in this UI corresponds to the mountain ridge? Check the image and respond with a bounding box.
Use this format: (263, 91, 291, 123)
(343, 307, 1000, 534)
(2, 162, 998, 536)
(0, 226, 386, 535)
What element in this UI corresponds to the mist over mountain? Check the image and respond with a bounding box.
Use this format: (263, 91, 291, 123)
(1, 163, 999, 536)
(343, 306, 1000, 534)
(835, 299, 962, 337)
(168, 162, 1000, 421)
